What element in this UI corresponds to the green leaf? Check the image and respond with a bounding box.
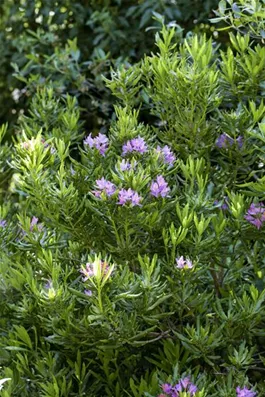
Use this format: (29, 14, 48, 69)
(13, 326, 33, 350)
(219, 0, 227, 14)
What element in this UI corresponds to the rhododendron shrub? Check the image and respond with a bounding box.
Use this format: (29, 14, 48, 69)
(1, 2, 265, 396)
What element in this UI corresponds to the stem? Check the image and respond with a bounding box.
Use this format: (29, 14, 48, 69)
(125, 214, 129, 248)
(171, 242, 176, 264)
(108, 209, 121, 246)
(97, 287, 104, 313)
(209, 267, 221, 297)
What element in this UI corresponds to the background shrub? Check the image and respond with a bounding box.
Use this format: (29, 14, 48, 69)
(0, 0, 219, 130)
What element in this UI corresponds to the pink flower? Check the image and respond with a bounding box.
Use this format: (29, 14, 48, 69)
(0, 219, 7, 228)
(161, 384, 172, 394)
(94, 178, 116, 197)
(120, 159, 131, 171)
(150, 175, 170, 198)
(84, 133, 109, 156)
(236, 386, 256, 397)
(122, 137, 147, 156)
(245, 203, 265, 229)
(80, 260, 112, 282)
(176, 256, 193, 269)
(84, 133, 95, 148)
(117, 188, 142, 206)
(174, 377, 197, 396)
(30, 217, 43, 232)
(156, 145, 176, 165)
(80, 263, 94, 281)
(94, 133, 109, 155)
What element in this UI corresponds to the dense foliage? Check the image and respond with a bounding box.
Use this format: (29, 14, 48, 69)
(0, 0, 219, 129)
(1, 0, 265, 396)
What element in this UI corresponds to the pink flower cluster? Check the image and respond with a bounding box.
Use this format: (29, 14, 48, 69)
(118, 188, 142, 206)
(92, 175, 170, 205)
(159, 377, 197, 397)
(92, 178, 142, 206)
(150, 176, 170, 198)
(236, 386, 256, 397)
(122, 137, 147, 156)
(93, 178, 116, 197)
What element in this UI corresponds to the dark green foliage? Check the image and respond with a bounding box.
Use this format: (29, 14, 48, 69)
(0, 0, 218, 130)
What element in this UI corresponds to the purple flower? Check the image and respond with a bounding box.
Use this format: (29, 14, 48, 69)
(131, 192, 142, 206)
(236, 386, 256, 397)
(188, 384, 198, 395)
(84, 133, 109, 156)
(117, 188, 142, 206)
(221, 202, 229, 210)
(0, 219, 7, 228)
(122, 137, 147, 156)
(84, 289, 92, 296)
(161, 384, 172, 394)
(80, 260, 112, 283)
(245, 202, 265, 229)
(130, 137, 147, 153)
(160, 378, 198, 397)
(83, 133, 94, 148)
(93, 190, 101, 198)
(30, 216, 39, 229)
(156, 145, 176, 165)
(94, 133, 109, 156)
(80, 263, 94, 281)
(174, 382, 182, 392)
(176, 256, 193, 269)
(122, 141, 133, 155)
(180, 377, 190, 389)
(216, 133, 234, 148)
(30, 216, 43, 232)
(94, 177, 116, 197)
(150, 175, 170, 198)
(117, 189, 131, 205)
(173, 377, 198, 396)
(237, 135, 244, 149)
(44, 280, 53, 289)
(214, 196, 229, 210)
(176, 256, 185, 269)
(216, 133, 243, 150)
(120, 159, 131, 171)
